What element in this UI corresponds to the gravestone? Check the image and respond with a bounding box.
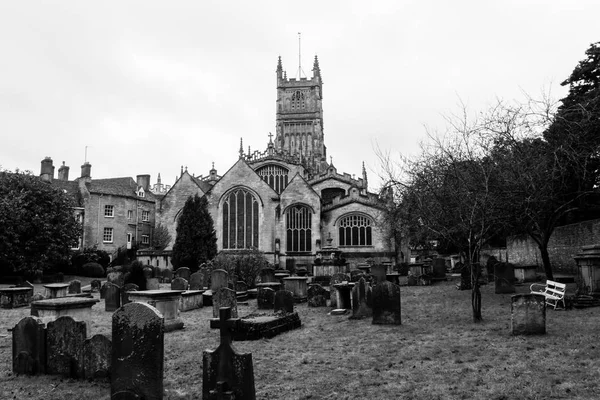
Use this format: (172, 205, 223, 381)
(112, 302, 164, 399)
(104, 282, 121, 312)
(495, 263, 515, 294)
(259, 268, 276, 283)
(330, 273, 351, 308)
(432, 258, 446, 280)
(171, 277, 189, 291)
(350, 270, 364, 282)
(121, 283, 139, 306)
(100, 283, 108, 299)
(90, 280, 102, 293)
(12, 316, 46, 375)
(213, 287, 238, 318)
(257, 287, 275, 310)
(46, 316, 87, 378)
(189, 272, 204, 290)
(372, 281, 401, 325)
(211, 269, 229, 292)
(274, 290, 294, 313)
(107, 271, 125, 287)
(370, 265, 387, 284)
(307, 284, 328, 307)
(68, 280, 82, 294)
(82, 334, 112, 380)
(175, 267, 191, 282)
(146, 278, 160, 290)
(511, 294, 546, 335)
(203, 307, 256, 400)
(350, 278, 373, 319)
(162, 269, 173, 283)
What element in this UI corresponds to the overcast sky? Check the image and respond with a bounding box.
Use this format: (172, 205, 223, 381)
(1, 1, 598, 191)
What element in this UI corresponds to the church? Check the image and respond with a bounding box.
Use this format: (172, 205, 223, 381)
(156, 55, 397, 270)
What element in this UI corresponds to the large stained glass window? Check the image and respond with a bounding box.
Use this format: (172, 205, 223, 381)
(286, 205, 312, 252)
(256, 164, 289, 194)
(338, 214, 373, 246)
(222, 188, 259, 249)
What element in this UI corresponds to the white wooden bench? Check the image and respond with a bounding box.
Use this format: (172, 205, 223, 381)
(530, 280, 566, 309)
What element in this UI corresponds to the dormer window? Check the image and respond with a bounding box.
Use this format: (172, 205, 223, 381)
(137, 187, 145, 197)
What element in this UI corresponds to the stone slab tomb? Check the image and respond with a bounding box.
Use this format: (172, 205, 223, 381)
(43, 283, 69, 299)
(259, 267, 276, 283)
(350, 278, 372, 319)
(12, 316, 46, 375)
(179, 290, 204, 312)
(31, 296, 99, 337)
(128, 290, 184, 332)
(111, 302, 164, 400)
(1, 287, 33, 308)
(82, 334, 112, 381)
(372, 281, 401, 325)
(511, 294, 546, 335)
(307, 284, 329, 307)
(203, 307, 256, 400)
(46, 316, 87, 378)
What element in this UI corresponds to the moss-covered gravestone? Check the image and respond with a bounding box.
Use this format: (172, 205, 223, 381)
(372, 281, 401, 325)
(307, 284, 328, 307)
(203, 307, 255, 400)
(274, 290, 294, 313)
(111, 302, 164, 399)
(213, 287, 238, 318)
(46, 316, 87, 378)
(175, 267, 191, 282)
(82, 334, 111, 380)
(104, 282, 121, 312)
(12, 316, 46, 375)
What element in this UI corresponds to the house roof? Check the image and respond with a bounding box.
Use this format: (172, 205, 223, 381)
(88, 177, 156, 202)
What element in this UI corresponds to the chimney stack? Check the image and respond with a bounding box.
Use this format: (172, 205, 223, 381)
(40, 157, 54, 182)
(136, 174, 150, 191)
(58, 161, 70, 181)
(81, 162, 92, 180)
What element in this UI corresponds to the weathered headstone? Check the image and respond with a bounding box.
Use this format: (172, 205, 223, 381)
(68, 280, 82, 294)
(175, 267, 191, 282)
(189, 271, 204, 290)
(307, 284, 328, 307)
(257, 287, 275, 310)
(211, 269, 229, 292)
(274, 290, 294, 313)
(111, 302, 164, 400)
(46, 316, 87, 378)
(107, 271, 125, 287)
(259, 267, 276, 283)
(203, 307, 256, 400)
(171, 277, 189, 291)
(90, 280, 102, 293)
(372, 281, 401, 325)
(121, 283, 139, 306)
(351, 278, 373, 319)
(82, 334, 112, 380)
(432, 258, 446, 280)
(370, 265, 387, 284)
(162, 269, 173, 283)
(12, 316, 46, 375)
(146, 278, 160, 290)
(104, 282, 121, 312)
(511, 294, 546, 335)
(213, 287, 238, 318)
(495, 262, 515, 294)
(100, 283, 108, 299)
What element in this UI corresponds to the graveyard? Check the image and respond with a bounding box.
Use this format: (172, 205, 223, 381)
(2, 274, 600, 399)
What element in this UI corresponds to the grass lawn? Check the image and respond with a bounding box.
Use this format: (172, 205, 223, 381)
(1, 276, 599, 399)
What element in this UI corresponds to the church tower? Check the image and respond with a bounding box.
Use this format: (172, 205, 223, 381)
(274, 55, 327, 176)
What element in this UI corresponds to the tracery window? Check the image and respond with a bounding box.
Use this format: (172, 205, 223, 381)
(338, 214, 373, 246)
(256, 164, 289, 194)
(222, 188, 259, 249)
(286, 205, 312, 252)
(291, 91, 305, 110)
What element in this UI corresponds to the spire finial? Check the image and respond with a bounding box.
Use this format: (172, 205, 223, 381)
(330, 156, 333, 165)
(180, 165, 183, 177)
(212, 161, 215, 170)
(362, 161, 368, 188)
(313, 55, 321, 78)
(239, 138, 244, 159)
(158, 173, 161, 183)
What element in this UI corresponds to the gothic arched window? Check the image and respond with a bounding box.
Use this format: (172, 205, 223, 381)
(256, 164, 289, 194)
(291, 91, 305, 110)
(222, 188, 259, 249)
(338, 214, 373, 246)
(286, 205, 312, 252)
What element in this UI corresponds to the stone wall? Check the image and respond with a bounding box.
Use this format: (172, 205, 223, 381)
(507, 218, 600, 274)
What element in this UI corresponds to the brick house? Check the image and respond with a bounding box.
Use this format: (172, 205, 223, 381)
(41, 158, 156, 259)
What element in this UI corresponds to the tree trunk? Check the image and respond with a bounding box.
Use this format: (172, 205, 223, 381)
(471, 263, 482, 322)
(539, 243, 554, 281)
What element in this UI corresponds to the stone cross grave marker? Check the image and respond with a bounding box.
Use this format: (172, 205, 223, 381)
(307, 284, 328, 307)
(12, 316, 46, 375)
(111, 302, 164, 400)
(82, 333, 112, 380)
(104, 282, 121, 312)
(213, 287, 238, 318)
(203, 307, 256, 400)
(372, 281, 401, 325)
(46, 316, 87, 378)
(351, 277, 373, 319)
